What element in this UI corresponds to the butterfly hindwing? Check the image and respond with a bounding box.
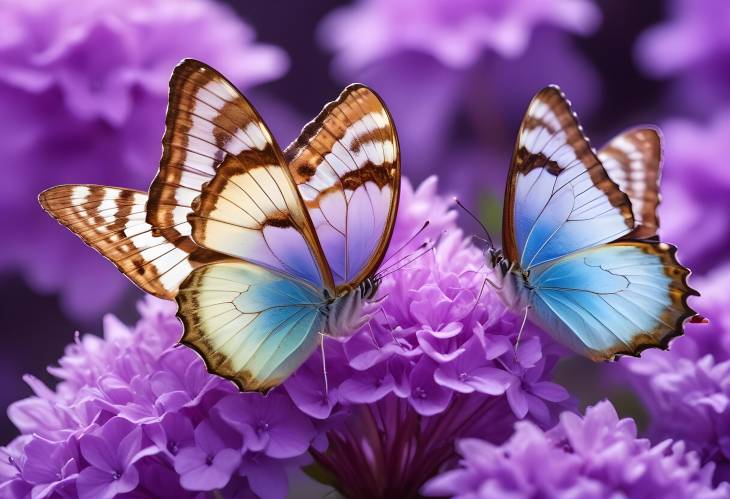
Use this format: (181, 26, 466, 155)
(599, 127, 662, 240)
(528, 241, 697, 360)
(285, 84, 400, 291)
(503, 86, 635, 269)
(39, 185, 219, 299)
(176, 261, 325, 392)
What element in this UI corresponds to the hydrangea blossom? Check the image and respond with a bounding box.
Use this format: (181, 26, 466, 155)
(423, 400, 730, 498)
(613, 264, 730, 482)
(635, 0, 730, 113)
(0, 0, 288, 319)
(658, 111, 730, 272)
(318, 0, 601, 202)
(0, 177, 569, 497)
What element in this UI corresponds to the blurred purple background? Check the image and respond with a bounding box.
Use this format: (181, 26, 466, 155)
(1, 0, 727, 444)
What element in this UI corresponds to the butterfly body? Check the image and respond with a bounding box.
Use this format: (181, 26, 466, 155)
(489, 85, 699, 361)
(40, 59, 400, 391)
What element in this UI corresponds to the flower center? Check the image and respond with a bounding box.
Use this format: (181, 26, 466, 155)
(206, 455, 214, 466)
(414, 387, 427, 399)
(458, 372, 468, 381)
(112, 471, 121, 480)
(256, 421, 270, 435)
(167, 441, 179, 455)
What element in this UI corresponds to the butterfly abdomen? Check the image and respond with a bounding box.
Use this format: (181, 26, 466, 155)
(325, 279, 379, 338)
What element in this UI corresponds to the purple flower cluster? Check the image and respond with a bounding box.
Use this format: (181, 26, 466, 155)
(613, 265, 730, 482)
(281, 178, 569, 497)
(318, 0, 601, 203)
(0, 0, 287, 320)
(635, 0, 730, 113)
(423, 400, 729, 498)
(0, 297, 318, 498)
(658, 112, 730, 272)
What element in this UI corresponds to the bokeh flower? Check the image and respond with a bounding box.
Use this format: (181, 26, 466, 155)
(635, 0, 730, 113)
(0, 0, 288, 320)
(319, 0, 602, 202)
(658, 111, 730, 272)
(423, 400, 730, 498)
(612, 264, 730, 482)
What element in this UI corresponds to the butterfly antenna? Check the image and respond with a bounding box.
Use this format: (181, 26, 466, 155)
(376, 241, 434, 280)
(453, 197, 494, 248)
(319, 333, 329, 397)
(376, 240, 430, 277)
(514, 307, 530, 358)
(380, 220, 431, 268)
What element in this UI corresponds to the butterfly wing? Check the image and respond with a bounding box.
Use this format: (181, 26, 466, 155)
(527, 241, 697, 360)
(39, 185, 219, 299)
(285, 84, 400, 291)
(165, 61, 334, 289)
(176, 261, 325, 391)
(598, 127, 662, 240)
(502, 86, 635, 270)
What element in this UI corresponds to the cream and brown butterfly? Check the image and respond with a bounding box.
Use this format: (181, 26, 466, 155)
(481, 85, 702, 361)
(40, 59, 400, 391)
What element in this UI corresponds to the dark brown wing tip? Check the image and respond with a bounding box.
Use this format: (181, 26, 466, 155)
(284, 82, 395, 161)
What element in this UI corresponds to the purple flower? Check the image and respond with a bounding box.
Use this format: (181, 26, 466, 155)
(612, 264, 730, 482)
(635, 0, 730, 112)
(0, 296, 319, 497)
(0, 0, 288, 320)
(173, 419, 241, 491)
(319, 0, 601, 202)
(217, 393, 316, 459)
(77, 417, 157, 499)
(423, 401, 730, 498)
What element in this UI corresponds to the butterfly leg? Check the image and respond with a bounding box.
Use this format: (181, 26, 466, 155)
(319, 333, 329, 397)
(514, 306, 531, 357)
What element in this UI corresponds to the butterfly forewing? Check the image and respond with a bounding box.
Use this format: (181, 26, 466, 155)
(285, 84, 400, 291)
(503, 86, 635, 269)
(39, 185, 219, 298)
(160, 60, 333, 289)
(598, 127, 662, 240)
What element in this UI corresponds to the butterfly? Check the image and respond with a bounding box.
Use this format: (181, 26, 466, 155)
(39, 59, 400, 391)
(483, 85, 701, 360)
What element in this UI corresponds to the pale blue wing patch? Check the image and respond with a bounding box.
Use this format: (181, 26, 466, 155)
(527, 241, 697, 360)
(176, 261, 326, 391)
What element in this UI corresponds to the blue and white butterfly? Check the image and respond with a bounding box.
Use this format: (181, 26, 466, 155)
(484, 86, 700, 360)
(39, 59, 400, 391)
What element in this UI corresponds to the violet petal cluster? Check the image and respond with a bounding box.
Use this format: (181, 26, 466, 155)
(283, 178, 569, 497)
(0, 0, 288, 319)
(0, 297, 317, 499)
(423, 400, 730, 499)
(614, 264, 730, 482)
